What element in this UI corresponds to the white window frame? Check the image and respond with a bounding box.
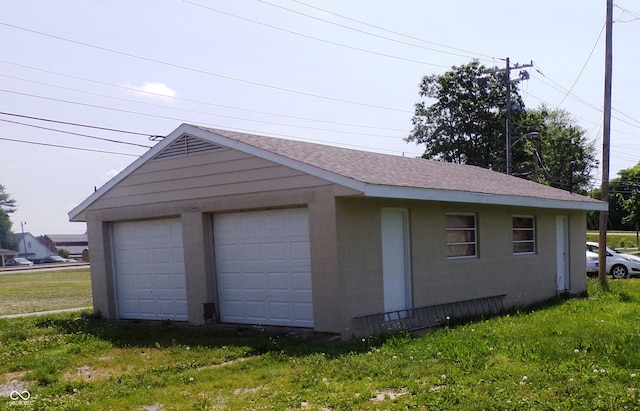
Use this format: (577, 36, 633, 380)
(446, 213, 477, 259)
(513, 215, 536, 255)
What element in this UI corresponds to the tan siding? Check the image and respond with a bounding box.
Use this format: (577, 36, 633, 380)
(105, 165, 307, 198)
(124, 152, 273, 185)
(86, 149, 332, 211)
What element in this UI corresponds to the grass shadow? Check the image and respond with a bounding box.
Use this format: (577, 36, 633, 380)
(32, 316, 389, 360)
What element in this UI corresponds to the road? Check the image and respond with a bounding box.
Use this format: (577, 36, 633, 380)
(0, 262, 89, 275)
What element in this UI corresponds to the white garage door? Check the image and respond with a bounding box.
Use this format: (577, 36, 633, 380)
(112, 218, 188, 321)
(214, 208, 313, 327)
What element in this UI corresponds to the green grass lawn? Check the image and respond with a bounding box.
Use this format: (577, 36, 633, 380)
(0, 268, 92, 316)
(587, 231, 640, 249)
(1, 279, 640, 410)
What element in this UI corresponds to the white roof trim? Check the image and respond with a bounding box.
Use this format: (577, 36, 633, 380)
(362, 185, 607, 211)
(69, 123, 607, 221)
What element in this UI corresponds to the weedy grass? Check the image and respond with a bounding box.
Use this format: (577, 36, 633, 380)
(586, 231, 639, 250)
(1, 279, 640, 410)
(0, 268, 91, 316)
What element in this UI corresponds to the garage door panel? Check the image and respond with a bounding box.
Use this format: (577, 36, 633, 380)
(113, 219, 187, 321)
(214, 209, 313, 327)
(267, 272, 289, 290)
(265, 243, 288, 261)
(292, 271, 312, 290)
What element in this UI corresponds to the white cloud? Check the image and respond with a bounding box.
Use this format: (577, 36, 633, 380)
(124, 81, 177, 99)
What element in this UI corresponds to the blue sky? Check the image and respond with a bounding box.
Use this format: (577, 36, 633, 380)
(2, 1, 638, 235)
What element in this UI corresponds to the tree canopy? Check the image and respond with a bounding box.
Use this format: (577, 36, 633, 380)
(0, 184, 17, 250)
(406, 61, 521, 169)
(407, 61, 598, 194)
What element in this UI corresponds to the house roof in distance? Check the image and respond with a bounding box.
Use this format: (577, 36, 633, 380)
(69, 123, 607, 220)
(45, 234, 88, 244)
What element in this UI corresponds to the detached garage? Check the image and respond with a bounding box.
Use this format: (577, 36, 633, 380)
(69, 124, 606, 338)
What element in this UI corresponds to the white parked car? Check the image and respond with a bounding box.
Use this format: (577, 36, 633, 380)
(586, 250, 599, 277)
(586, 241, 640, 279)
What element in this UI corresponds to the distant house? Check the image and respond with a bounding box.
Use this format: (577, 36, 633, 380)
(12, 232, 51, 261)
(0, 248, 17, 266)
(42, 233, 88, 261)
(69, 124, 607, 338)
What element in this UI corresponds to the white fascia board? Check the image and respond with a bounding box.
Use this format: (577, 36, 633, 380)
(362, 185, 608, 211)
(68, 124, 190, 221)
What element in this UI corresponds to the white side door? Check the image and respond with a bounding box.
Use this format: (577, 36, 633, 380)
(556, 216, 570, 291)
(381, 208, 412, 313)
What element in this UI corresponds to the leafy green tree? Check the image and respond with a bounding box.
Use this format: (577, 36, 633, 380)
(57, 248, 71, 259)
(615, 163, 640, 240)
(407, 61, 597, 194)
(587, 185, 625, 230)
(406, 61, 524, 170)
(514, 106, 598, 194)
(0, 184, 17, 250)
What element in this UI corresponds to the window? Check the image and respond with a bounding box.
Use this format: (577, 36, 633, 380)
(446, 214, 477, 258)
(513, 216, 535, 254)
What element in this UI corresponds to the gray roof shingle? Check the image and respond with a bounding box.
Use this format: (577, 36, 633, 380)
(193, 126, 604, 207)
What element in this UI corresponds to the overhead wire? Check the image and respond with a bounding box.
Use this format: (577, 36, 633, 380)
(555, 22, 605, 108)
(0, 59, 409, 132)
(0, 136, 142, 156)
(531, 69, 640, 130)
(179, 0, 451, 68)
(0, 118, 152, 148)
(0, 74, 406, 139)
(286, 0, 497, 61)
(254, 0, 496, 62)
(0, 110, 155, 137)
(0, 21, 410, 113)
(0, 90, 424, 157)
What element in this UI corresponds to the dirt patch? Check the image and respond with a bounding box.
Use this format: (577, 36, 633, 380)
(0, 371, 29, 397)
(371, 389, 408, 402)
(63, 365, 112, 382)
(233, 386, 267, 395)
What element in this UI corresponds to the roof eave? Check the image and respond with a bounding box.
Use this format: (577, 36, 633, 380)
(362, 185, 608, 211)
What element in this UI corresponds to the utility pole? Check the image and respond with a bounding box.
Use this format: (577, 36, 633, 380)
(598, 0, 613, 286)
(505, 58, 512, 175)
(20, 221, 28, 259)
(502, 58, 533, 175)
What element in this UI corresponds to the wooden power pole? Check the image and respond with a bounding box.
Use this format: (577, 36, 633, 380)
(598, 0, 613, 286)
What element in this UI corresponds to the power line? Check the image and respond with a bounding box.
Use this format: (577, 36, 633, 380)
(255, 0, 496, 62)
(0, 89, 424, 158)
(556, 22, 605, 108)
(287, 0, 497, 61)
(0, 118, 152, 148)
(0, 60, 409, 132)
(0, 110, 155, 137)
(0, 21, 409, 113)
(179, 0, 451, 68)
(531, 70, 640, 130)
(0, 136, 142, 156)
(0, 74, 406, 139)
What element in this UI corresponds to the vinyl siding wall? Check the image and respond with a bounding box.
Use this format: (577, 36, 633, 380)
(87, 148, 332, 211)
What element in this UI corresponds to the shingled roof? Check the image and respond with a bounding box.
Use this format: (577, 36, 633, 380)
(190, 125, 605, 211)
(69, 124, 607, 220)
